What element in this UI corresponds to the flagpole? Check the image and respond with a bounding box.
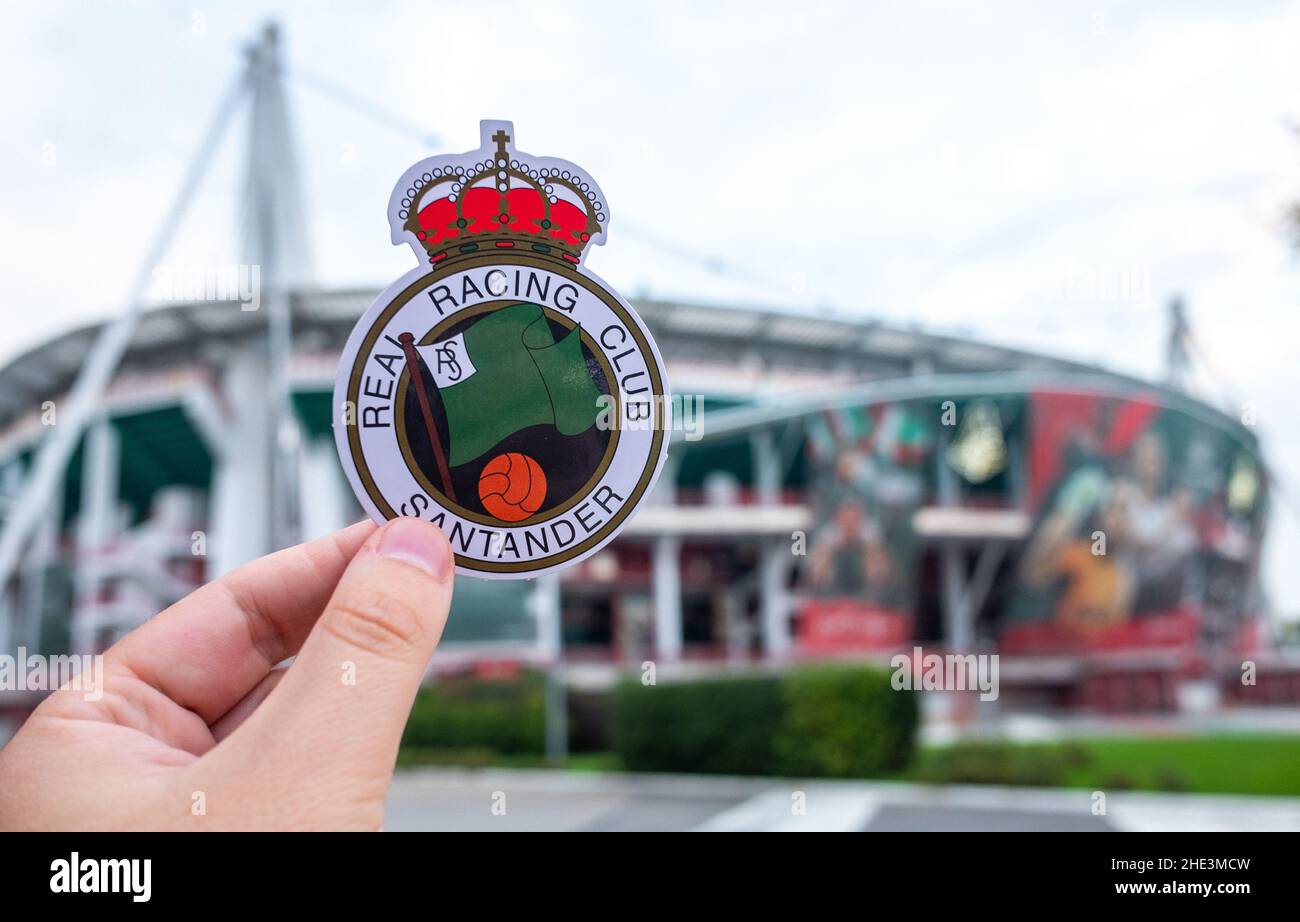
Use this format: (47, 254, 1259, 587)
(398, 332, 458, 503)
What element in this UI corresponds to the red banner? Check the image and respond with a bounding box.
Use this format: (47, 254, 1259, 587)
(797, 599, 911, 654)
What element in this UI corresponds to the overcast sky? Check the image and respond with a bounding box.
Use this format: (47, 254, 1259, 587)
(3, 1, 1300, 614)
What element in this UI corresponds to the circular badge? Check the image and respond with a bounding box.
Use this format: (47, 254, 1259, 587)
(334, 122, 670, 579)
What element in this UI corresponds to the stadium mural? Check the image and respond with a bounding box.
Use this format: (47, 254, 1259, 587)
(799, 388, 1267, 656)
(1004, 389, 1266, 654)
(797, 402, 932, 652)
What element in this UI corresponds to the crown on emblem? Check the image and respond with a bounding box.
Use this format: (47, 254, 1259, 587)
(390, 121, 608, 269)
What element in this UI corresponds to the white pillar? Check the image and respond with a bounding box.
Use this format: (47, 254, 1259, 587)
(751, 429, 780, 505)
(532, 572, 567, 762)
(210, 347, 273, 576)
(935, 427, 973, 650)
(298, 437, 350, 541)
(16, 463, 62, 652)
(752, 428, 791, 656)
(940, 544, 973, 650)
(652, 535, 683, 660)
(0, 462, 21, 653)
(759, 539, 792, 658)
(532, 573, 562, 662)
(73, 417, 120, 653)
(648, 446, 682, 660)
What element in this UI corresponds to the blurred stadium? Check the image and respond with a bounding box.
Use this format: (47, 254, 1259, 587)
(1, 23, 1294, 756)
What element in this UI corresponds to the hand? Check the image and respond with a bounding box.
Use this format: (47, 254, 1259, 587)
(0, 517, 454, 831)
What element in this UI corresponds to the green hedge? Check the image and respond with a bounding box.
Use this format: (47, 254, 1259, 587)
(402, 672, 545, 755)
(612, 665, 918, 777)
(776, 666, 919, 776)
(911, 741, 1086, 787)
(612, 675, 785, 774)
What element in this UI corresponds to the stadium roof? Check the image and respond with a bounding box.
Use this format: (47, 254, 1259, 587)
(0, 289, 1119, 437)
(685, 368, 1255, 447)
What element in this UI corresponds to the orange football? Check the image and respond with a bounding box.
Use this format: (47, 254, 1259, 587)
(478, 452, 546, 522)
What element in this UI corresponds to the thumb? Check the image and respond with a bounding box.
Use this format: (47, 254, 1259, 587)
(239, 517, 454, 797)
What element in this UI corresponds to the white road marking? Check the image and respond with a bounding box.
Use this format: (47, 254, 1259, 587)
(692, 786, 882, 832)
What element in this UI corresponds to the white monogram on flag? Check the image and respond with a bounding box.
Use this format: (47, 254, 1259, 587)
(416, 332, 477, 388)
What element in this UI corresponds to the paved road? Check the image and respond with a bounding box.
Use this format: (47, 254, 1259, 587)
(386, 768, 1300, 832)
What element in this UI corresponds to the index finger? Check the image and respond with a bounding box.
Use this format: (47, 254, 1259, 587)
(108, 520, 377, 725)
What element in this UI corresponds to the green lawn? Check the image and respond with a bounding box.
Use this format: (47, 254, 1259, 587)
(1060, 735, 1300, 796)
(398, 735, 1300, 797)
(910, 735, 1300, 796)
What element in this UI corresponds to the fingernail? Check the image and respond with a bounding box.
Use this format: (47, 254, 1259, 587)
(376, 519, 452, 579)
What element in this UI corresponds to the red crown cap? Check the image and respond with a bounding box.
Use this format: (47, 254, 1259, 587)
(393, 122, 607, 269)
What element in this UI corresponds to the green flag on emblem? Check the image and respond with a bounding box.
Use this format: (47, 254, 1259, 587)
(426, 302, 602, 467)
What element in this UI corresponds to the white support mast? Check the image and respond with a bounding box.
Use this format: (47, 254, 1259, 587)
(242, 21, 312, 555)
(0, 21, 313, 593)
(0, 61, 250, 593)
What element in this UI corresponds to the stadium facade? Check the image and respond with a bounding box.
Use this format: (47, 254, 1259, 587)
(0, 24, 1286, 728)
(0, 288, 1277, 717)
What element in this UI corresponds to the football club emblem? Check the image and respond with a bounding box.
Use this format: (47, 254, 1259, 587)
(334, 121, 671, 578)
